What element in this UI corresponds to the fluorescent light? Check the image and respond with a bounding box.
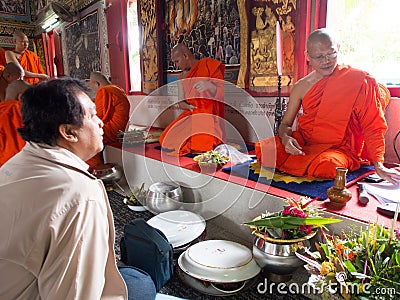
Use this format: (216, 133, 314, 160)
(42, 17, 59, 30)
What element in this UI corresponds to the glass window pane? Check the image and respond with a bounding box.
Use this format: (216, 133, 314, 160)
(326, 0, 400, 86)
(127, 1, 142, 92)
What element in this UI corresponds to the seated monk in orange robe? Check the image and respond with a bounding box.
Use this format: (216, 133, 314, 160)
(2, 31, 49, 85)
(255, 28, 400, 184)
(0, 79, 31, 166)
(159, 43, 225, 156)
(86, 71, 130, 168)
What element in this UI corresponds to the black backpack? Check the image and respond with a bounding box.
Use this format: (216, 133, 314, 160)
(120, 218, 174, 291)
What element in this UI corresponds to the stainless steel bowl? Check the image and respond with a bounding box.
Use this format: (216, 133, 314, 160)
(146, 182, 183, 213)
(252, 236, 310, 282)
(91, 163, 123, 184)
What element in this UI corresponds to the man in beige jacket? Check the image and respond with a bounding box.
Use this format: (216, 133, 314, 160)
(0, 78, 156, 299)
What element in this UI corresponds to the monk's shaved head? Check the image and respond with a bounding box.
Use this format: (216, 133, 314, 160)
(2, 62, 24, 84)
(171, 43, 196, 71)
(3, 62, 24, 77)
(5, 79, 31, 100)
(171, 43, 193, 57)
(90, 71, 110, 86)
(306, 28, 338, 51)
(13, 31, 28, 40)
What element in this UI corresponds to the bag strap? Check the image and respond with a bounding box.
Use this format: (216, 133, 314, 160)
(127, 219, 172, 254)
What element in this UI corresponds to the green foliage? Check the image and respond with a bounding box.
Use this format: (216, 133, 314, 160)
(298, 224, 400, 299)
(243, 196, 341, 240)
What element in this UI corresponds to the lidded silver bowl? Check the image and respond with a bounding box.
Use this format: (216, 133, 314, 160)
(146, 182, 183, 213)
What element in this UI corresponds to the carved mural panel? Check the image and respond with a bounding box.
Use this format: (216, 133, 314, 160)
(62, 10, 100, 80)
(0, 0, 31, 22)
(140, 0, 158, 93)
(164, 0, 241, 70)
(249, 0, 296, 90)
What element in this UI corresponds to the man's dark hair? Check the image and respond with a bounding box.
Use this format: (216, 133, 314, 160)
(18, 77, 91, 146)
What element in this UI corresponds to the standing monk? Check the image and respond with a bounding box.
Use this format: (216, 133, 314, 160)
(3, 31, 49, 85)
(159, 43, 225, 156)
(86, 71, 130, 168)
(0, 79, 31, 166)
(255, 28, 400, 184)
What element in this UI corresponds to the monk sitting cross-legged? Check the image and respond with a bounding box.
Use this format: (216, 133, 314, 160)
(0, 79, 31, 166)
(255, 28, 400, 184)
(159, 43, 225, 156)
(86, 71, 130, 168)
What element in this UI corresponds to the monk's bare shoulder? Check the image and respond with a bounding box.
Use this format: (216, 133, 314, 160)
(291, 71, 321, 100)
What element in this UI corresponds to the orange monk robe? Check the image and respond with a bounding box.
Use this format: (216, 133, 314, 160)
(0, 100, 25, 166)
(159, 58, 225, 156)
(18, 50, 46, 85)
(255, 65, 388, 179)
(0, 48, 6, 67)
(86, 84, 130, 168)
(0, 71, 7, 102)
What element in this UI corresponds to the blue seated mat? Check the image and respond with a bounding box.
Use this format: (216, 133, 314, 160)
(222, 161, 374, 199)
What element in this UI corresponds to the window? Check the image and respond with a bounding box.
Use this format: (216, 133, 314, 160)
(326, 0, 400, 86)
(127, 0, 141, 92)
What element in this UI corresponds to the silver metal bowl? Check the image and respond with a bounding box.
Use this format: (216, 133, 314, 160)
(252, 236, 311, 282)
(91, 163, 123, 184)
(146, 182, 183, 213)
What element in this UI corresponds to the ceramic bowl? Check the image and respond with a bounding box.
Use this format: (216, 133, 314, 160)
(178, 240, 261, 283)
(147, 210, 206, 248)
(176, 266, 260, 296)
(146, 182, 183, 213)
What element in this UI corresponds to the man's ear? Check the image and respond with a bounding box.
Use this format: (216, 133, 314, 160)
(304, 50, 310, 62)
(59, 124, 78, 142)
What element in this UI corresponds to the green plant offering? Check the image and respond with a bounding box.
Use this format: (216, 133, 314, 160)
(243, 196, 342, 240)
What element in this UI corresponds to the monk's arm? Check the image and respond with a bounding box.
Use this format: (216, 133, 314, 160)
(176, 79, 196, 110)
(357, 77, 400, 184)
(278, 83, 304, 155)
(178, 101, 196, 110)
(373, 162, 400, 185)
(192, 66, 224, 97)
(193, 80, 217, 96)
(5, 51, 49, 80)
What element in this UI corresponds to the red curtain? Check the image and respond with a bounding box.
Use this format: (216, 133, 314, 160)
(295, 0, 327, 80)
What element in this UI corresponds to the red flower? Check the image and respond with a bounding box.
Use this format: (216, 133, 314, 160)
(334, 242, 345, 256)
(282, 206, 292, 215)
(299, 225, 313, 234)
(282, 206, 307, 218)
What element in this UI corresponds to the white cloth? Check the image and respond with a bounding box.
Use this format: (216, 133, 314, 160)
(0, 142, 127, 299)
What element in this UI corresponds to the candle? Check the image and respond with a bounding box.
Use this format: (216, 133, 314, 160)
(276, 21, 283, 76)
